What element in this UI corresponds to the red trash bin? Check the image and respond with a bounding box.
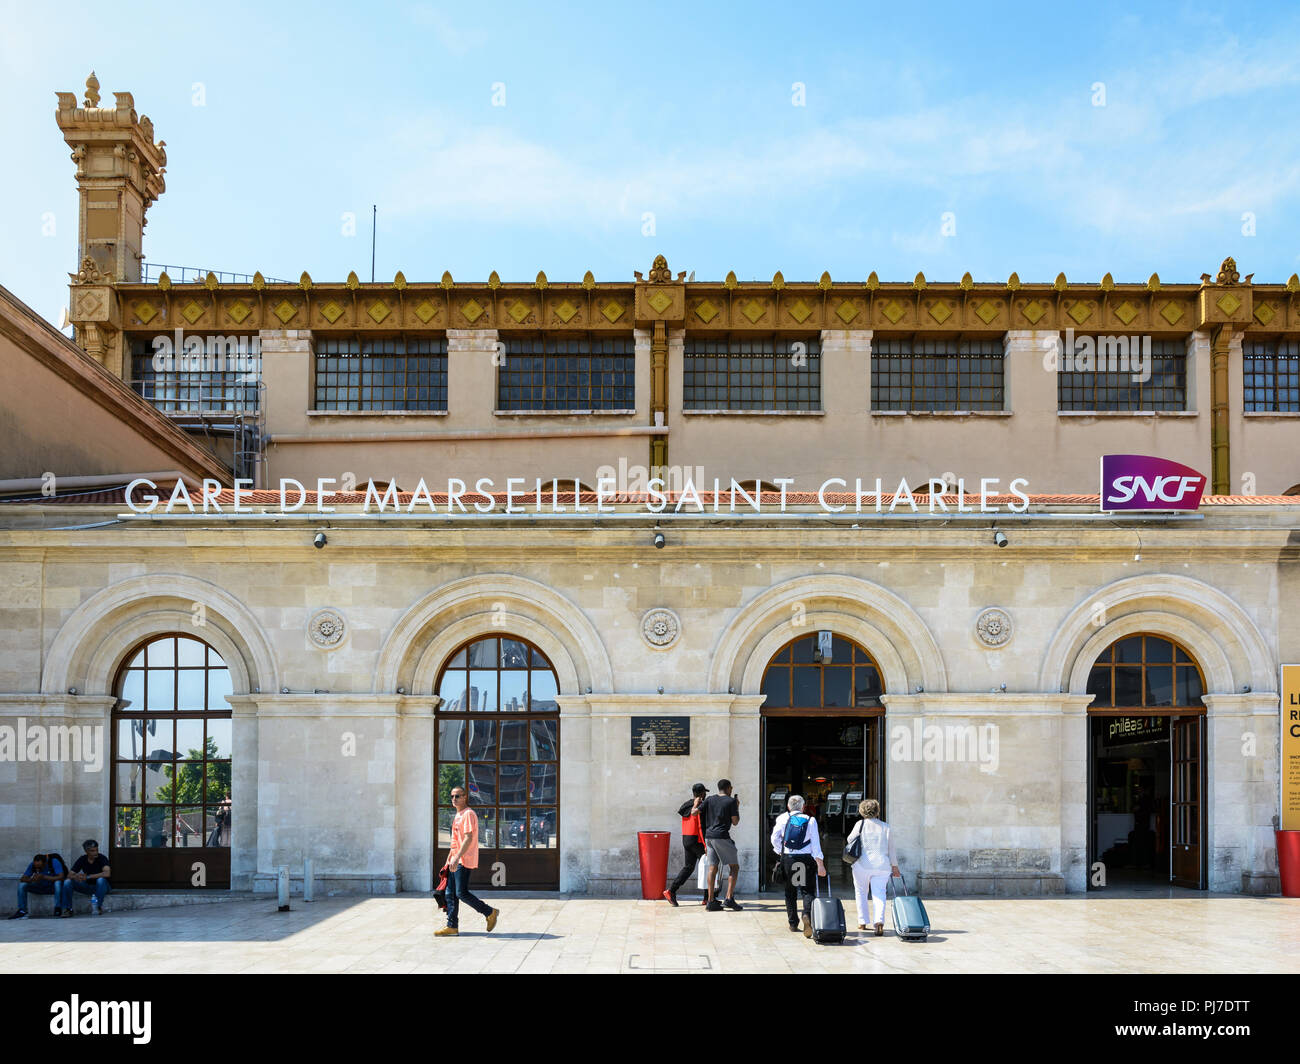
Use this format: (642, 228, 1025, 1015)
(637, 830, 671, 900)
(1277, 830, 1300, 898)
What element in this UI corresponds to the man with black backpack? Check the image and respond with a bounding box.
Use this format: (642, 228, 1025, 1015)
(769, 794, 826, 936)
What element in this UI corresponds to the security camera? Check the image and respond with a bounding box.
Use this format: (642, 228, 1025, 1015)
(313, 532, 327, 549)
(993, 530, 1008, 548)
(653, 531, 665, 549)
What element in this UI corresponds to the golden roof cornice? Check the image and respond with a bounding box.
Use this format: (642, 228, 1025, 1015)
(112, 255, 1297, 335)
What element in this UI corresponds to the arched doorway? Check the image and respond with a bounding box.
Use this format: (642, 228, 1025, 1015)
(758, 631, 885, 890)
(111, 634, 234, 888)
(434, 634, 560, 889)
(1085, 633, 1206, 889)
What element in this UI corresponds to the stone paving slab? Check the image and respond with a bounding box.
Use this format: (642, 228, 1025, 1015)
(1, 892, 1296, 974)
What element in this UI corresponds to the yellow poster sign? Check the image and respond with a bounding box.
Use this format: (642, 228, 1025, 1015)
(1284, 665, 1300, 831)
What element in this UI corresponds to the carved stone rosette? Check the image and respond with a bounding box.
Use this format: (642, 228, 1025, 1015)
(975, 608, 1013, 649)
(641, 608, 681, 650)
(308, 608, 347, 650)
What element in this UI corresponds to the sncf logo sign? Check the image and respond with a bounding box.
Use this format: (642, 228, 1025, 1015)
(1100, 455, 1207, 512)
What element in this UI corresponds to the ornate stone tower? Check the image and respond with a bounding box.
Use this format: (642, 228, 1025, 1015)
(56, 72, 167, 371)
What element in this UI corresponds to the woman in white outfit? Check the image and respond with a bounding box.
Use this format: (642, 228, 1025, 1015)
(848, 798, 899, 936)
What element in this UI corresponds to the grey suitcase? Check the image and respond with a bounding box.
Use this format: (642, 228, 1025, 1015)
(811, 875, 846, 944)
(888, 872, 930, 941)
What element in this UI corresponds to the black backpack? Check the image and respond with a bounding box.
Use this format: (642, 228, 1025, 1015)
(41, 853, 69, 878)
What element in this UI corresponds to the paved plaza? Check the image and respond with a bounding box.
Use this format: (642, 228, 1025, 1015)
(1, 889, 1296, 974)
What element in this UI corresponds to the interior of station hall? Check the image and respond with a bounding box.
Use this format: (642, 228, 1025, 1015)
(0, 74, 1296, 903)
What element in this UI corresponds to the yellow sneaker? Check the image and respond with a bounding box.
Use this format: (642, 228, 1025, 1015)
(486, 908, 499, 933)
(434, 926, 459, 937)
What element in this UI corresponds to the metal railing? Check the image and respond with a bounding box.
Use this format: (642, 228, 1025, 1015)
(141, 263, 292, 285)
(127, 378, 266, 486)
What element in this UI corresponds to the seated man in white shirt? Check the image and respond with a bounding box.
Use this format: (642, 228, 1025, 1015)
(770, 794, 826, 938)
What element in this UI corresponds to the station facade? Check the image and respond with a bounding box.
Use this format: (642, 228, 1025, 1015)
(0, 76, 1296, 899)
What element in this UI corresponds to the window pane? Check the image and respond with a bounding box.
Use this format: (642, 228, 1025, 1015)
(468, 763, 496, 805)
(500, 807, 527, 848)
(501, 639, 530, 668)
(823, 667, 851, 707)
(205, 802, 232, 847)
(143, 806, 169, 847)
(148, 638, 175, 668)
(529, 763, 558, 804)
(205, 763, 232, 803)
(175, 718, 205, 758)
(1145, 666, 1174, 707)
(792, 667, 820, 706)
(1144, 637, 1173, 662)
(116, 718, 147, 757)
(468, 671, 498, 712)
(529, 670, 558, 711)
(530, 719, 558, 760)
(853, 668, 882, 707)
(120, 670, 144, 712)
(438, 719, 466, 760)
(478, 806, 498, 849)
(114, 806, 141, 848)
(177, 669, 205, 711)
(207, 669, 232, 710)
(499, 763, 527, 804)
(437, 670, 468, 712)
(116, 763, 144, 804)
(499, 720, 529, 760)
(176, 637, 206, 666)
(207, 718, 232, 759)
(531, 807, 557, 848)
(1114, 637, 1143, 663)
(466, 638, 497, 668)
(1087, 667, 1112, 706)
(146, 670, 175, 711)
(1114, 667, 1143, 706)
(500, 670, 528, 713)
(174, 806, 205, 847)
(467, 720, 497, 761)
(1176, 667, 1204, 707)
(762, 667, 790, 708)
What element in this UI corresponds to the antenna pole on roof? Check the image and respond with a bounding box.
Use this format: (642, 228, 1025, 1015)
(370, 205, 377, 283)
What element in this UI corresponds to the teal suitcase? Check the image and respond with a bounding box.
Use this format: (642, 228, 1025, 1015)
(888, 872, 930, 941)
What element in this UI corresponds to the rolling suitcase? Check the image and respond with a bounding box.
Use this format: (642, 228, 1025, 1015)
(811, 875, 846, 944)
(888, 872, 930, 941)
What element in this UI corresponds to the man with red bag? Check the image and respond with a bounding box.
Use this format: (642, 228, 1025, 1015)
(663, 783, 709, 906)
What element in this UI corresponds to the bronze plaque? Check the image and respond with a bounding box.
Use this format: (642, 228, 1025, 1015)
(631, 716, 690, 756)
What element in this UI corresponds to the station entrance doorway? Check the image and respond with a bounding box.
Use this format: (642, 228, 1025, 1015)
(757, 631, 886, 893)
(1085, 634, 1207, 890)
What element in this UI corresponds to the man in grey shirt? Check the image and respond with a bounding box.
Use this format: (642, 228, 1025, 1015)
(699, 778, 742, 911)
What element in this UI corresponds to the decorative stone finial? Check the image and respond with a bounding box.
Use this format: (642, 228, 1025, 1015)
(647, 254, 671, 284)
(1216, 257, 1240, 285)
(84, 72, 100, 108)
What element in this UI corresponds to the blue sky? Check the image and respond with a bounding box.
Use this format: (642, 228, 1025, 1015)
(3, 0, 1300, 327)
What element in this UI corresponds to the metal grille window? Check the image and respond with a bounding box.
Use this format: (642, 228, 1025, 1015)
(497, 335, 634, 411)
(870, 338, 1003, 411)
(1243, 339, 1300, 412)
(129, 337, 261, 412)
(313, 336, 448, 411)
(1057, 338, 1187, 411)
(682, 336, 821, 411)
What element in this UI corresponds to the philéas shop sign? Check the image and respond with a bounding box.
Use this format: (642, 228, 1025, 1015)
(1100, 455, 1207, 512)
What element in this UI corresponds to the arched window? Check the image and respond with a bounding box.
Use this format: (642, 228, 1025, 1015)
(1085, 634, 1204, 709)
(434, 635, 560, 889)
(760, 632, 883, 709)
(112, 634, 233, 888)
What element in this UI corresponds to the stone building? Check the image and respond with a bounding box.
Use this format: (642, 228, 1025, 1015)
(1, 76, 1297, 900)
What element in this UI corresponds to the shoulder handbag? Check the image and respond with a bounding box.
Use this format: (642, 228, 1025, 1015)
(842, 820, 863, 865)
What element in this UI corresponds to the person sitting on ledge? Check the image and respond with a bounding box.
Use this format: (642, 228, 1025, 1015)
(68, 839, 112, 915)
(8, 852, 70, 919)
